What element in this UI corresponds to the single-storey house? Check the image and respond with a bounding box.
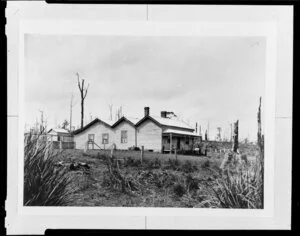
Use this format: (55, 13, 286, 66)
(73, 107, 201, 152)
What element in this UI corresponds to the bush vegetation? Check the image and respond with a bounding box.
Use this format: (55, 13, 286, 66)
(200, 160, 263, 208)
(24, 133, 76, 206)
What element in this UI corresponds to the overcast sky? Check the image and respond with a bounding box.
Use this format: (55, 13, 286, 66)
(24, 34, 266, 141)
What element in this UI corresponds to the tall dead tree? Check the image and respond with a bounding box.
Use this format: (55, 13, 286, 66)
(257, 96, 264, 207)
(38, 110, 44, 133)
(199, 125, 202, 137)
(230, 123, 233, 142)
(207, 122, 210, 141)
(232, 120, 239, 152)
(115, 106, 123, 120)
(217, 127, 222, 141)
(76, 72, 89, 129)
(69, 93, 76, 131)
(257, 97, 264, 154)
(108, 103, 113, 121)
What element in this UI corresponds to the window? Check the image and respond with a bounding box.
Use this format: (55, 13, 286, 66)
(88, 134, 94, 142)
(102, 133, 109, 144)
(121, 130, 127, 143)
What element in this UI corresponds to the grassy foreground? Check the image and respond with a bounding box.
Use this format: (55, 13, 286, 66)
(24, 137, 263, 208)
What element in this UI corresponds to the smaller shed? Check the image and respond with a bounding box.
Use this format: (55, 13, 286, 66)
(48, 128, 73, 142)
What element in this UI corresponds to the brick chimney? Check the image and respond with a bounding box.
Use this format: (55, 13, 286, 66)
(161, 111, 167, 118)
(144, 107, 150, 117)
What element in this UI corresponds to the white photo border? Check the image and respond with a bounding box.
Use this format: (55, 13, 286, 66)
(6, 2, 292, 233)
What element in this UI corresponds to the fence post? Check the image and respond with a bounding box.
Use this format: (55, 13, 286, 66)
(170, 133, 172, 155)
(59, 141, 62, 150)
(141, 146, 144, 164)
(84, 142, 87, 153)
(175, 148, 177, 161)
(110, 148, 114, 159)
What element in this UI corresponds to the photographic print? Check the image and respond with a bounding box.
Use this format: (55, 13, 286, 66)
(23, 34, 266, 208)
(6, 2, 293, 233)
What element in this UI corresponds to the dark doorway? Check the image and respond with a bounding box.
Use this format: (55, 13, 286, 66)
(177, 138, 180, 149)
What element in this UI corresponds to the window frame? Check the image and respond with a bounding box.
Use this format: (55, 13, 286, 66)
(121, 130, 128, 143)
(88, 134, 95, 142)
(102, 133, 109, 144)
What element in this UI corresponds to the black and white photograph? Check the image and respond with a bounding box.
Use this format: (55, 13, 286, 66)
(5, 2, 293, 233)
(23, 34, 266, 208)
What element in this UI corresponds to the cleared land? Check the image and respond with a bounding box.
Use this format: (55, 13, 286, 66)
(55, 145, 259, 207)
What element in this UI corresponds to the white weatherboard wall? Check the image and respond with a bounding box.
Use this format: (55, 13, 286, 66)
(74, 122, 115, 150)
(137, 120, 162, 151)
(114, 121, 136, 150)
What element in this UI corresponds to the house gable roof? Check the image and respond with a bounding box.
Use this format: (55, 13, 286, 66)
(48, 128, 70, 134)
(111, 116, 136, 128)
(73, 114, 194, 135)
(72, 118, 112, 135)
(135, 115, 163, 129)
(135, 115, 194, 131)
(152, 115, 194, 130)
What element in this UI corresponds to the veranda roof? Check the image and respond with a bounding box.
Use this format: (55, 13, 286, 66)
(163, 128, 201, 137)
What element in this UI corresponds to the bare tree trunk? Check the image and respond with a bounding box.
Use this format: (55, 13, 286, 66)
(81, 99, 84, 129)
(108, 103, 113, 121)
(232, 120, 239, 152)
(207, 122, 210, 141)
(257, 97, 264, 153)
(76, 72, 89, 129)
(69, 93, 75, 131)
(230, 123, 233, 142)
(70, 103, 72, 131)
(257, 96, 264, 208)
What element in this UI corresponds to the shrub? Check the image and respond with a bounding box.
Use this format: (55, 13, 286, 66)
(165, 158, 180, 170)
(124, 157, 141, 167)
(181, 193, 199, 207)
(202, 160, 211, 169)
(152, 170, 178, 188)
(103, 155, 139, 193)
(180, 160, 198, 173)
(24, 133, 75, 206)
(82, 152, 92, 157)
(185, 174, 199, 192)
(177, 150, 196, 156)
(147, 157, 162, 169)
(204, 162, 263, 209)
(128, 146, 141, 151)
(173, 183, 186, 197)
